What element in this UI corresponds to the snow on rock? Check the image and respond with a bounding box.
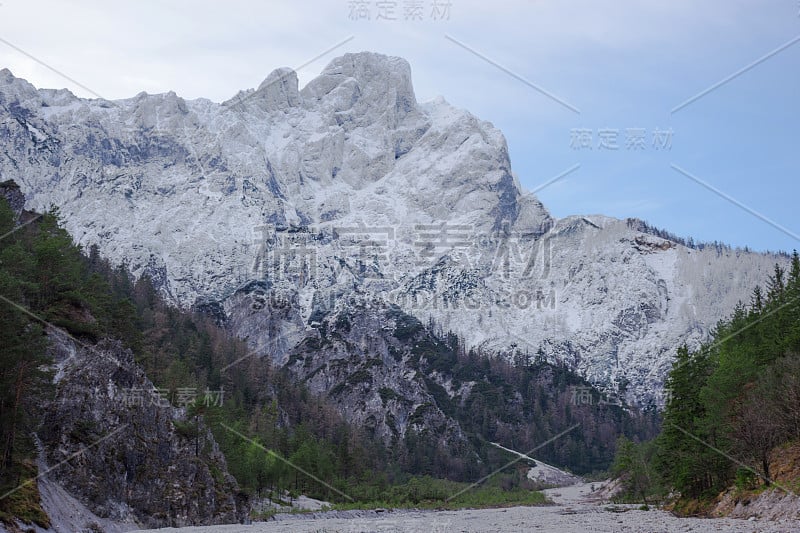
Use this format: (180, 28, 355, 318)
(0, 51, 785, 406)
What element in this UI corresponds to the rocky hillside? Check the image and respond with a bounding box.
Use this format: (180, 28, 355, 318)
(38, 331, 246, 529)
(0, 184, 246, 530)
(0, 52, 785, 410)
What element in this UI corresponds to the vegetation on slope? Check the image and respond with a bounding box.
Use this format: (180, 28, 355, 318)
(612, 255, 800, 510)
(0, 195, 657, 522)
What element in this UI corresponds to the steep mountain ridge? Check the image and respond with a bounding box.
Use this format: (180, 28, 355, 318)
(0, 52, 785, 407)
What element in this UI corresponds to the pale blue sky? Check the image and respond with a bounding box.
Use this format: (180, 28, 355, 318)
(1, 0, 797, 252)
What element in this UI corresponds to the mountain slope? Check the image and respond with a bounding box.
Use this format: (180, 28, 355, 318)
(0, 52, 785, 405)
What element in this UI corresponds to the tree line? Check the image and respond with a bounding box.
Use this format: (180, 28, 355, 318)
(613, 254, 800, 506)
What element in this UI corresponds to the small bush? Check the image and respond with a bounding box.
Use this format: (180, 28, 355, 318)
(734, 468, 758, 491)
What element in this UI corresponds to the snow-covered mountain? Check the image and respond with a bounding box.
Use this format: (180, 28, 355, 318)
(0, 52, 784, 404)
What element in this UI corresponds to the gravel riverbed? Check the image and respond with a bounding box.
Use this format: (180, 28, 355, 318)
(135, 484, 797, 533)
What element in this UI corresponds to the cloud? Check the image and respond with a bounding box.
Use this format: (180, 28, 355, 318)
(0, 0, 783, 103)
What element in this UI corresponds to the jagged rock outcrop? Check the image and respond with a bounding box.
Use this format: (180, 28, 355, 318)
(38, 330, 247, 529)
(286, 305, 466, 446)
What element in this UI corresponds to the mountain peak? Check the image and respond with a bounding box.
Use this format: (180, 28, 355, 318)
(302, 51, 417, 115)
(0, 68, 40, 102)
(255, 67, 300, 111)
(323, 51, 412, 78)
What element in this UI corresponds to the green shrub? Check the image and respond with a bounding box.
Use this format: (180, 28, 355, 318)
(734, 468, 758, 491)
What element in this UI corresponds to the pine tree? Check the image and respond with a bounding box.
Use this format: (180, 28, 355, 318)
(0, 199, 51, 484)
(656, 346, 720, 497)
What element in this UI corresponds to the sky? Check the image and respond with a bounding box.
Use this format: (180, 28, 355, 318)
(0, 0, 798, 253)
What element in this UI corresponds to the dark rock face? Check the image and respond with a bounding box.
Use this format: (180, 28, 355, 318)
(286, 305, 467, 448)
(39, 331, 247, 528)
(0, 179, 25, 218)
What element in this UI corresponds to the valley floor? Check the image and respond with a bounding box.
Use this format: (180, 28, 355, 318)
(134, 483, 797, 533)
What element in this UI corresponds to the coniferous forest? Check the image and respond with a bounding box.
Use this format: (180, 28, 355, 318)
(612, 254, 800, 510)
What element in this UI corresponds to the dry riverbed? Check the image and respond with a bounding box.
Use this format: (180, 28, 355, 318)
(135, 483, 798, 533)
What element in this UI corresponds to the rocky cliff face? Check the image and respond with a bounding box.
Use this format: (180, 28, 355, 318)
(285, 305, 467, 446)
(38, 330, 246, 529)
(0, 52, 784, 411)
